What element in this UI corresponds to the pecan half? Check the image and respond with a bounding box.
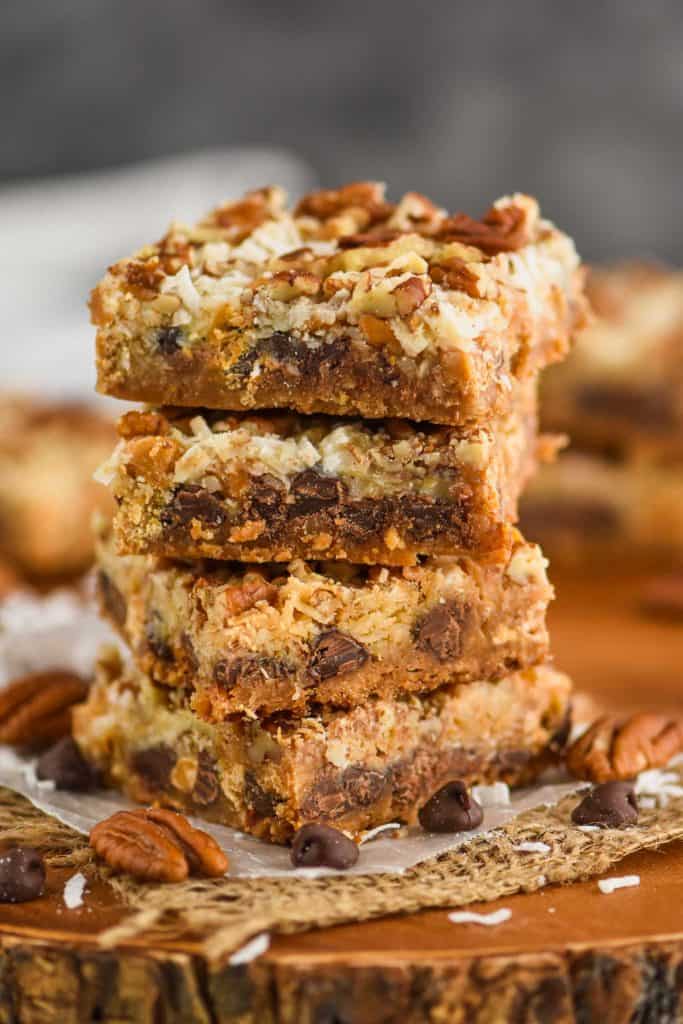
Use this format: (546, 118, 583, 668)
(0, 671, 89, 748)
(566, 713, 683, 783)
(90, 808, 228, 883)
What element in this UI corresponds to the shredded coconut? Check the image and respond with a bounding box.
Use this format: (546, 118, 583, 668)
(228, 932, 270, 965)
(598, 874, 640, 895)
(512, 841, 551, 854)
(472, 782, 510, 807)
(63, 872, 87, 909)
(635, 769, 683, 807)
(449, 908, 512, 926)
(359, 822, 401, 844)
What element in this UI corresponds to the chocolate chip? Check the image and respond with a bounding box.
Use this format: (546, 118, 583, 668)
(249, 473, 285, 515)
(130, 745, 177, 791)
(192, 752, 220, 806)
(418, 781, 483, 833)
(0, 847, 46, 902)
(571, 781, 638, 828)
(156, 326, 184, 356)
(341, 766, 387, 808)
(290, 469, 343, 515)
(290, 824, 359, 870)
(260, 331, 293, 361)
(213, 655, 291, 691)
(244, 771, 278, 819)
(338, 500, 385, 539)
(161, 485, 225, 529)
(414, 601, 468, 662)
(402, 496, 456, 542)
(97, 570, 127, 628)
(308, 630, 369, 681)
(36, 737, 99, 791)
(145, 611, 174, 662)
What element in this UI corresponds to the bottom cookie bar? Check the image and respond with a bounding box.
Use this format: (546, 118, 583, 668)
(74, 653, 571, 843)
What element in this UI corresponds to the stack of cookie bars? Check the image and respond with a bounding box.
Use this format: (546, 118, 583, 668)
(75, 183, 587, 843)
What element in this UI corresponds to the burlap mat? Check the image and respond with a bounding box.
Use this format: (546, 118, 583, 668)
(1, 779, 682, 962)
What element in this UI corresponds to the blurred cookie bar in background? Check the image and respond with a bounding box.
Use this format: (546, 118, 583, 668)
(522, 264, 683, 567)
(0, 397, 115, 581)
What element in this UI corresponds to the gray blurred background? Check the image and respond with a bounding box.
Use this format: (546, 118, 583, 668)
(2, 0, 682, 391)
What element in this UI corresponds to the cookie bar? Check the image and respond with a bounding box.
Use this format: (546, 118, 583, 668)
(92, 184, 587, 425)
(95, 524, 552, 717)
(98, 388, 539, 564)
(73, 652, 571, 842)
(522, 451, 683, 566)
(0, 396, 114, 578)
(541, 264, 683, 459)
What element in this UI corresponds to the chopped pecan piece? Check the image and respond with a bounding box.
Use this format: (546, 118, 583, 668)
(337, 228, 403, 250)
(90, 807, 228, 882)
(295, 181, 390, 221)
(124, 258, 165, 299)
(566, 713, 683, 782)
(222, 575, 279, 617)
(437, 202, 530, 255)
(429, 259, 481, 298)
(393, 276, 431, 316)
(309, 630, 369, 681)
(205, 187, 284, 240)
(0, 671, 89, 748)
(117, 409, 171, 440)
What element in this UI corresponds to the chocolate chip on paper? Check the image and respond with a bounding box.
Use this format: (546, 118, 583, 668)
(0, 846, 46, 903)
(290, 824, 359, 870)
(572, 781, 639, 829)
(36, 736, 100, 791)
(418, 780, 484, 833)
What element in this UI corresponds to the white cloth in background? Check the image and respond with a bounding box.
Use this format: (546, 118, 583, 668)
(0, 148, 315, 399)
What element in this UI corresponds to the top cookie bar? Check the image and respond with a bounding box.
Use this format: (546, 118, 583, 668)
(92, 183, 587, 425)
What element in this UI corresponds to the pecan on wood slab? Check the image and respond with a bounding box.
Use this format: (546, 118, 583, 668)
(566, 713, 683, 783)
(0, 671, 89, 748)
(90, 808, 228, 883)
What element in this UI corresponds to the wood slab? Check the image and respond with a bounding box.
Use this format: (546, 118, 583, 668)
(0, 571, 681, 1023)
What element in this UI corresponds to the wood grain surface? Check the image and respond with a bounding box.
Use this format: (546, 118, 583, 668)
(0, 571, 681, 1023)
